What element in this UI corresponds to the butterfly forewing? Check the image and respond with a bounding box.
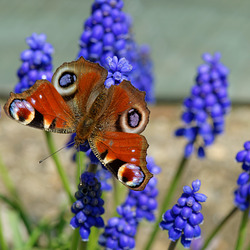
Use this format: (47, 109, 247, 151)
(4, 81, 76, 133)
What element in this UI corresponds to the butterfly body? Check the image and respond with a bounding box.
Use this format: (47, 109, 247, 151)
(4, 57, 153, 190)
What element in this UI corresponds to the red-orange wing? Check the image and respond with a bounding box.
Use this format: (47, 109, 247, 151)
(4, 57, 108, 133)
(89, 131, 152, 191)
(4, 81, 76, 133)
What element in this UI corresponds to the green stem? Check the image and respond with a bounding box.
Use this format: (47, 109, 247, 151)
(88, 227, 101, 250)
(44, 132, 74, 204)
(235, 205, 250, 250)
(87, 163, 98, 173)
(76, 151, 85, 184)
(112, 177, 120, 217)
(78, 241, 88, 250)
(70, 228, 80, 250)
(0, 208, 8, 250)
(168, 239, 179, 250)
(8, 210, 23, 249)
(145, 156, 189, 250)
(202, 206, 238, 249)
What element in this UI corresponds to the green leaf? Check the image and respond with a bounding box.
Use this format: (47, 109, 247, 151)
(8, 210, 23, 249)
(0, 208, 8, 250)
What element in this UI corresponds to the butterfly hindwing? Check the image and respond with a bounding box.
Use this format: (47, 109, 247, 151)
(89, 131, 152, 191)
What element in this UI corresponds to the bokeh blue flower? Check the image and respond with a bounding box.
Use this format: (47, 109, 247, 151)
(70, 172, 105, 241)
(15, 33, 54, 93)
(234, 141, 250, 211)
(160, 180, 207, 248)
(175, 52, 230, 158)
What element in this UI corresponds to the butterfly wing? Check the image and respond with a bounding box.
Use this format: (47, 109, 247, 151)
(4, 81, 76, 133)
(89, 131, 152, 191)
(4, 57, 108, 133)
(89, 80, 152, 190)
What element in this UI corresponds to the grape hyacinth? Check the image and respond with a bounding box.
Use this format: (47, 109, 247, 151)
(70, 172, 105, 241)
(15, 33, 54, 93)
(175, 52, 230, 158)
(98, 204, 138, 249)
(234, 141, 250, 211)
(77, 0, 154, 101)
(160, 180, 207, 248)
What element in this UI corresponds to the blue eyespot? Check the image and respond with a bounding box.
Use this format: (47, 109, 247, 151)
(127, 108, 141, 128)
(59, 72, 77, 88)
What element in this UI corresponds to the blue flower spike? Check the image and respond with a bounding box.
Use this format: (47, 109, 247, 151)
(70, 172, 105, 241)
(234, 141, 250, 211)
(175, 52, 230, 158)
(160, 180, 207, 248)
(77, 0, 154, 102)
(15, 33, 54, 93)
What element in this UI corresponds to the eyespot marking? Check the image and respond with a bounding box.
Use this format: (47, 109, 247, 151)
(117, 163, 144, 187)
(9, 99, 35, 125)
(127, 108, 141, 128)
(59, 72, 77, 88)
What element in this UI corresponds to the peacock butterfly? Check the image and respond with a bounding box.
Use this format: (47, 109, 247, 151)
(4, 57, 153, 191)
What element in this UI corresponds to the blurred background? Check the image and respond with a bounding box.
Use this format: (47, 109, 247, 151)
(1, 0, 250, 250)
(1, 0, 250, 101)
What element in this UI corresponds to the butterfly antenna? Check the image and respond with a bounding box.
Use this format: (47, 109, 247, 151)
(39, 141, 75, 164)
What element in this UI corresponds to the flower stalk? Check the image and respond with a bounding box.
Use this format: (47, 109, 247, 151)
(168, 238, 179, 250)
(202, 206, 238, 249)
(44, 132, 74, 204)
(235, 205, 250, 250)
(145, 156, 189, 249)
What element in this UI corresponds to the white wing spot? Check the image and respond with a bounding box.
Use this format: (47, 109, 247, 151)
(30, 98, 36, 105)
